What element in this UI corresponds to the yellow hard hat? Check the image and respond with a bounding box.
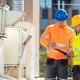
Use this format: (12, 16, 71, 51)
(71, 15, 80, 27)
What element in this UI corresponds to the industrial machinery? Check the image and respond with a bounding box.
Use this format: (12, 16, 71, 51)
(0, 3, 33, 80)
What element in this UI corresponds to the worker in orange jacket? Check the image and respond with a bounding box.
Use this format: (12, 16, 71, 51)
(40, 9, 75, 80)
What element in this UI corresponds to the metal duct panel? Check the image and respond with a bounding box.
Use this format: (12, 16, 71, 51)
(8, 0, 24, 11)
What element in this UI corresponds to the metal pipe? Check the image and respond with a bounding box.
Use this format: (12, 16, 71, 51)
(58, 0, 60, 9)
(62, 1, 65, 9)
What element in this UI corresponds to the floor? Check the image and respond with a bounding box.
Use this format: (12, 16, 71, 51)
(0, 78, 73, 80)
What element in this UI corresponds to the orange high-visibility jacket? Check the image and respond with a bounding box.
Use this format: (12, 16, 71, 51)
(40, 22, 75, 60)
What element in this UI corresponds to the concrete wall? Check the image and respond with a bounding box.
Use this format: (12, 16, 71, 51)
(24, 0, 40, 79)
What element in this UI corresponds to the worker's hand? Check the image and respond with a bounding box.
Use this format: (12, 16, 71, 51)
(68, 51, 74, 57)
(47, 42, 57, 47)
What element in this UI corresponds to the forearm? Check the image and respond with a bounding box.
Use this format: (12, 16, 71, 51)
(40, 38, 49, 48)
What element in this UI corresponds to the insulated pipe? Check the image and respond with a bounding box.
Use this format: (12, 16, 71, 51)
(0, 39, 4, 75)
(0, 3, 8, 77)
